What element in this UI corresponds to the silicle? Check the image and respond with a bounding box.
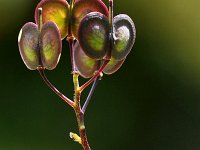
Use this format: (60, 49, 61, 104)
(18, 21, 62, 70)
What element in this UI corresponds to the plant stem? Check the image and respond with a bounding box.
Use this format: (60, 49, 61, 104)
(67, 38, 76, 72)
(73, 73, 91, 150)
(67, 0, 76, 72)
(108, 0, 114, 58)
(82, 76, 100, 114)
(38, 69, 74, 107)
(38, 7, 43, 32)
(109, 0, 113, 34)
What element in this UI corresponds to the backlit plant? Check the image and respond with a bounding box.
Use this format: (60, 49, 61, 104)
(18, 0, 136, 149)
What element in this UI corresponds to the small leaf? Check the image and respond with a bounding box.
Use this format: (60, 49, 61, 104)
(69, 132, 82, 145)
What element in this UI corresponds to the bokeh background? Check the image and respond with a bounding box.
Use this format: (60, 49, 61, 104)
(1, 0, 200, 149)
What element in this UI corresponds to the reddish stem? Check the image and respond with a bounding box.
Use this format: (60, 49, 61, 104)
(38, 69, 74, 107)
(74, 107, 91, 150)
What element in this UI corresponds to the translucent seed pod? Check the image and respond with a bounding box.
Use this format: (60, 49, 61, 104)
(40, 21, 62, 70)
(112, 14, 136, 60)
(74, 41, 99, 78)
(18, 22, 40, 70)
(35, 0, 69, 39)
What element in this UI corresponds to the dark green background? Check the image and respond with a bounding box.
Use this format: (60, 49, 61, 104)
(1, 0, 200, 149)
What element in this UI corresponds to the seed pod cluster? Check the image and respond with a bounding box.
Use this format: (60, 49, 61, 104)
(35, 0, 109, 39)
(78, 13, 136, 75)
(18, 0, 136, 77)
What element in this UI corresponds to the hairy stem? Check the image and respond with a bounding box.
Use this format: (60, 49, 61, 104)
(38, 69, 74, 107)
(73, 73, 91, 150)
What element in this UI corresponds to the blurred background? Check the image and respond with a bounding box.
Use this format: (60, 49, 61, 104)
(1, 0, 200, 149)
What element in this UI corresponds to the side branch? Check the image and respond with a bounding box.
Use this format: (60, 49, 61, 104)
(82, 77, 100, 114)
(38, 69, 74, 107)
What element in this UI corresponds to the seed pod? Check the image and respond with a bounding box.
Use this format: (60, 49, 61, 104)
(40, 21, 62, 70)
(71, 0, 109, 39)
(35, 0, 69, 39)
(103, 57, 125, 75)
(112, 14, 136, 60)
(74, 42, 99, 78)
(18, 22, 40, 70)
(18, 21, 62, 70)
(78, 12, 109, 60)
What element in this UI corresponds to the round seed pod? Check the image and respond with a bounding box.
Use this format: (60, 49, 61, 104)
(103, 57, 125, 75)
(35, 0, 69, 39)
(40, 21, 62, 70)
(74, 42, 99, 78)
(18, 22, 40, 70)
(71, 0, 109, 39)
(112, 14, 136, 60)
(78, 12, 109, 60)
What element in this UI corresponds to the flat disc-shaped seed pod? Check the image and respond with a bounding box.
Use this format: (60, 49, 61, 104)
(40, 21, 62, 70)
(18, 22, 40, 70)
(78, 12, 109, 60)
(112, 14, 136, 60)
(71, 0, 109, 39)
(35, 0, 69, 39)
(74, 42, 99, 78)
(103, 57, 125, 75)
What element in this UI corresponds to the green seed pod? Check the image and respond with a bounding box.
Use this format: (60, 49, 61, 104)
(71, 0, 109, 39)
(112, 14, 136, 60)
(78, 12, 109, 60)
(40, 21, 62, 70)
(35, 0, 69, 39)
(74, 42, 99, 78)
(103, 57, 125, 75)
(18, 22, 40, 70)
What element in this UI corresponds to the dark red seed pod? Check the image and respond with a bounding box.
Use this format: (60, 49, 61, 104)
(40, 21, 62, 70)
(112, 14, 136, 60)
(18, 22, 40, 70)
(71, 0, 109, 39)
(78, 12, 109, 60)
(74, 42, 99, 78)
